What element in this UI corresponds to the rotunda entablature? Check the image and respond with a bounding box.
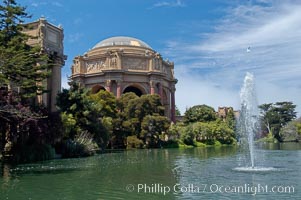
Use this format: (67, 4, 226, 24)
(71, 36, 175, 81)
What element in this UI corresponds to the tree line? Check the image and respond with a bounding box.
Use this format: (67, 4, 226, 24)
(55, 86, 238, 155)
(55, 82, 171, 155)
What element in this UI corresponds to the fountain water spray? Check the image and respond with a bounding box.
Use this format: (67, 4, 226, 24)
(234, 73, 280, 172)
(238, 72, 259, 168)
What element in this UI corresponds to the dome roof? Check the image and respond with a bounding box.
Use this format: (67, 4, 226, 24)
(92, 36, 152, 49)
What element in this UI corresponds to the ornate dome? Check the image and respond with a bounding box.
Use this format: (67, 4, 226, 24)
(92, 36, 152, 49)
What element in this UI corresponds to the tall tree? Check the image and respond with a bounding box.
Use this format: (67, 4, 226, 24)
(0, 0, 50, 101)
(56, 82, 109, 148)
(141, 115, 170, 147)
(0, 0, 51, 159)
(225, 108, 236, 130)
(258, 103, 273, 135)
(113, 93, 167, 147)
(124, 94, 165, 137)
(89, 90, 117, 118)
(259, 101, 297, 142)
(184, 104, 216, 124)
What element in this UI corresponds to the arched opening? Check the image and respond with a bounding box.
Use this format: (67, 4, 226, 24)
(123, 86, 143, 97)
(156, 83, 160, 94)
(91, 85, 105, 94)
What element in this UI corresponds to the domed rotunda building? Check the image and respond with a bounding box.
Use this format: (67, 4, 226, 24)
(71, 36, 177, 122)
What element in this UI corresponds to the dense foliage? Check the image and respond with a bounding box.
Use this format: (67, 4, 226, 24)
(141, 115, 170, 147)
(184, 104, 217, 123)
(56, 85, 171, 150)
(259, 101, 297, 142)
(56, 86, 238, 151)
(56, 82, 109, 150)
(121, 94, 165, 137)
(0, 0, 50, 100)
(180, 120, 235, 145)
(279, 119, 301, 142)
(169, 105, 236, 147)
(0, 0, 53, 162)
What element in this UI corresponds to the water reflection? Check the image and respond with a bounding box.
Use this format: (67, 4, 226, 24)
(172, 144, 300, 199)
(1, 163, 12, 189)
(0, 144, 300, 199)
(257, 142, 301, 150)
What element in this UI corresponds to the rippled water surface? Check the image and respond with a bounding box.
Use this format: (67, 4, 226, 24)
(1, 143, 300, 200)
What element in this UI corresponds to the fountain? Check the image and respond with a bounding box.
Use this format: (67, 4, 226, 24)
(234, 72, 277, 172)
(239, 72, 258, 168)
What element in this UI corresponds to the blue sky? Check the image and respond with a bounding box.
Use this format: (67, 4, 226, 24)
(21, 0, 301, 116)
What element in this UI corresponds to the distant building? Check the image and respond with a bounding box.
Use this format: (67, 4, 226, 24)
(22, 18, 67, 112)
(217, 106, 239, 119)
(70, 36, 177, 122)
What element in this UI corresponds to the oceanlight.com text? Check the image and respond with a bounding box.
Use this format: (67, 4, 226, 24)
(125, 183, 295, 196)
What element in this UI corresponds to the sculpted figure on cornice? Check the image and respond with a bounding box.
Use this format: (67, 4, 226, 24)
(153, 58, 161, 71)
(162, 64, 167, 74)
(109, 54, 118, 68)
(73, 60, 80, 74)
(171, 68, 174, 78)
(152, 52, 162, 71)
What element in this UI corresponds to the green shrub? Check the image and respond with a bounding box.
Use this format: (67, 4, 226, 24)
(204, 139, 215, 145)
(214, 140, 222, 146)
(167, 122, 183, 140)
(180, 125, 195, 145)
(194, 141, 206, 147)
(126, 135, 144, 149)
(256, 132, 278, 143)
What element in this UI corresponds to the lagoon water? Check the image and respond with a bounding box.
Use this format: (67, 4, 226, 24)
(1, 143, 300, 200)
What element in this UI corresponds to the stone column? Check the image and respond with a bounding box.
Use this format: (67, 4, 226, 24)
(106, 80, 112, 92)
(150, 80, 155, 95)
(116, 80, 122, 98)
(50, 60, 62, 112)
(170, 88, 176, 123)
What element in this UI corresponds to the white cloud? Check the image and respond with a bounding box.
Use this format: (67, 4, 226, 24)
(164, 0, 301, 116)
(31, 3, 39, 7)
(151, 0, 185, 8)
(198, 4, 301, 52)
(30, 1, 63, 8)
(51, 2, 63, 7)
(175, 70, 240, 114)
(67, 33, 84, 43)
(30, 2, 47, 7)
(73, 18, 83, 26)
